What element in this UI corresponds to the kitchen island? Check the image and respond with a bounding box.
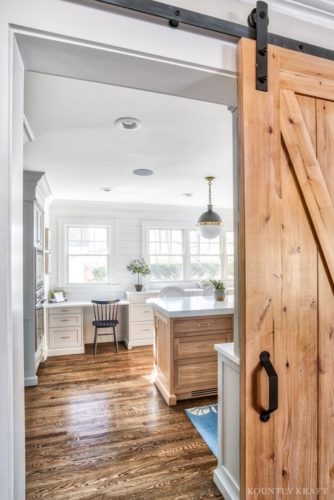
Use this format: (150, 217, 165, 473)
(147, 296, 234, 405)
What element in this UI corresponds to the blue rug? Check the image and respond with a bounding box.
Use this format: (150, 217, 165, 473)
(185, 404, 218, 457)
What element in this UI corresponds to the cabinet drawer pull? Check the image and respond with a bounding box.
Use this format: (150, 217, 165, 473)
(60, 336, 71, 339)
(198, 323, 210, 327)
(143, 328, 151, 332)
(60, 319, 71, 322)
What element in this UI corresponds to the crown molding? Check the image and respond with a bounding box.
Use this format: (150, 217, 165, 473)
(36, 174, 52, 203)
(240, 0, 334, 30)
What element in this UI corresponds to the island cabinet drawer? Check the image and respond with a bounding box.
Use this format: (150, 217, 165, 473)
(130, 321, 154, 340)
(173, 315, 232, 336)
(174, 357, 218, 392)
(49, 313, 82, 328)
(48, 307, 82, 315)
(174, 333, 233, 360)
(49, 327, 81, 349)
(130, 304, 153, 322)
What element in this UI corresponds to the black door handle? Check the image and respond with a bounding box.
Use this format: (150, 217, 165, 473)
(259, 351, 278, 422)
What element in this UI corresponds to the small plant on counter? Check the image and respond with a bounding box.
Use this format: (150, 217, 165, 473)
(48, 287, 67, 302)
(209, 279, 226, 302)
(127, 259, 151, 292)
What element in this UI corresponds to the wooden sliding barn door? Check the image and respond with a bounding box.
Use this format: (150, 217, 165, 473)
(238, 38, 334, 498)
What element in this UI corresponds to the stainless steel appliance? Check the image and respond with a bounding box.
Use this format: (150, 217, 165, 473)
(35, 249, 44, 290)
(35, 287, 45, 351)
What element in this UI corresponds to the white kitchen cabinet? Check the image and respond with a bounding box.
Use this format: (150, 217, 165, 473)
(33, 201, 43, 249)
(124, 288, 204, 349)
(124, 291, 156, 348)
(214, 343, 240, 500)
(47, 306, 84, 356)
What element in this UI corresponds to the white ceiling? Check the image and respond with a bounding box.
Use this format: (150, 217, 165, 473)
(24, 72, 233, 208)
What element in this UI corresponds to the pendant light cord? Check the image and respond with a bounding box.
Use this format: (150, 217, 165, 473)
(208, 178, 212, 205)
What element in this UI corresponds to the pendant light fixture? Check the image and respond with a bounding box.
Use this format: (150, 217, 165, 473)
(197, 176, 223, 239)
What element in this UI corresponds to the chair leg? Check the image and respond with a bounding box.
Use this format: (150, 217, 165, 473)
(113, 327, 118, 353)
(94, 327, 98, 355)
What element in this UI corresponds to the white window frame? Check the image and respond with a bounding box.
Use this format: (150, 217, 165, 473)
(58, 217, 116, 287)
(142, 221, 231, 283)
(142, 221, 190, 283)
(223, 230, 234, 286)
(188, 228, 224, 282)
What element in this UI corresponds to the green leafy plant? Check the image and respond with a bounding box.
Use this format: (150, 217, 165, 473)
(209, 279, 225, 290)
(92, 266, 107, 282)
(127, 259, 151, 285)
(48, 287, 66, 300)
(150, 263, 181, 281)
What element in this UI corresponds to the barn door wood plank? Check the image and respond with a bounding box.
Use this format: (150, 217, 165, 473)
(280, 89, 334, 286)
(238, 38, 282, 497)
(316, 99, 334, 498)
(280, 95, 318, 493)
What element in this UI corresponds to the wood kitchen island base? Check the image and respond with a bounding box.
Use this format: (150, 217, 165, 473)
(149, 297, 234, 406)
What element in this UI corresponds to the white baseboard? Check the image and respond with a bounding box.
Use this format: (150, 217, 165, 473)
(123, 338, 153, 349)
(214, 466, 239, 500)
(47, 346, 85, 357)
(122, 338, 131, 349)
(24, 375, 38, 387)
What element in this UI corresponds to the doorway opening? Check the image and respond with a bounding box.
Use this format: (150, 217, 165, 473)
(15, 27, 239, 499)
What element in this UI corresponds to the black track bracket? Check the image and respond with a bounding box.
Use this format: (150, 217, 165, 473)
(248, 1, 269, 91)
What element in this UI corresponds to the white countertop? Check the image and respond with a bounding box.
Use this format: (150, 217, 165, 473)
(125, 288, 203, 296)
(215, 342, 240, 365)
(45, 300, 129, 309)
(147, 295, 234, 318)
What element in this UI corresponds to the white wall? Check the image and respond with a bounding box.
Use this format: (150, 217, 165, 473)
(9, 38, 25, 500)
(49, 200, 234, 301)
(1, 1, 334, 498)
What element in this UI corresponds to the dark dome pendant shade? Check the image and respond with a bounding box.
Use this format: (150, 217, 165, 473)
(197, 176, 223, 239)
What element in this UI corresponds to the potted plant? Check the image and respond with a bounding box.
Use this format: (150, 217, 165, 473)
(48, 287, 67, 303)
(209, 279, 226, 301)
(127, 258, 151, 292)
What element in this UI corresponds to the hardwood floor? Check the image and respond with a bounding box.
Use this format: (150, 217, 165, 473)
(25, 344, 222, 499)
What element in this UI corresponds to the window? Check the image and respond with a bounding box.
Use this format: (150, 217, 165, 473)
(224, 231, 234, 282)
(145, 223, 234, 283)
(66, 226, 110, 284)
(148, 229, 184, 281)
(189, 231, 221, 280)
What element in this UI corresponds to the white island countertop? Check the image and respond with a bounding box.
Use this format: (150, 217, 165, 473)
(147, 295, 234, 318)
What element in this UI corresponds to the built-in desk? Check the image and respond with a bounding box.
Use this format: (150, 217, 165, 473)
(45, 300, 129, 309)
(45, 300, 129, 356)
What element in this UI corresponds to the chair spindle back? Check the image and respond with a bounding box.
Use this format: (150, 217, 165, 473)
(91, 300, 120, 323)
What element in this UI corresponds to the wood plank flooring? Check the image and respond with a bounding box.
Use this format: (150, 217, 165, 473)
(25, 344, 222, 499)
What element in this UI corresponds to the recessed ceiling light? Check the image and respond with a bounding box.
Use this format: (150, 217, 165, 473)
(183, 193, 193, 197)
(133, 169, 154, 176)
(100, 187, 112, 192)
(115, 117, 142, 131)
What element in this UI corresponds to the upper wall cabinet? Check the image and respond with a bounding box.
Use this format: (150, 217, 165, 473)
(34, 201, 43, 249)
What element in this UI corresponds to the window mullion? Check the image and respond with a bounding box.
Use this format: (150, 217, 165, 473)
(221, 231, 226, 280)
(184, 229, 190, 281)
